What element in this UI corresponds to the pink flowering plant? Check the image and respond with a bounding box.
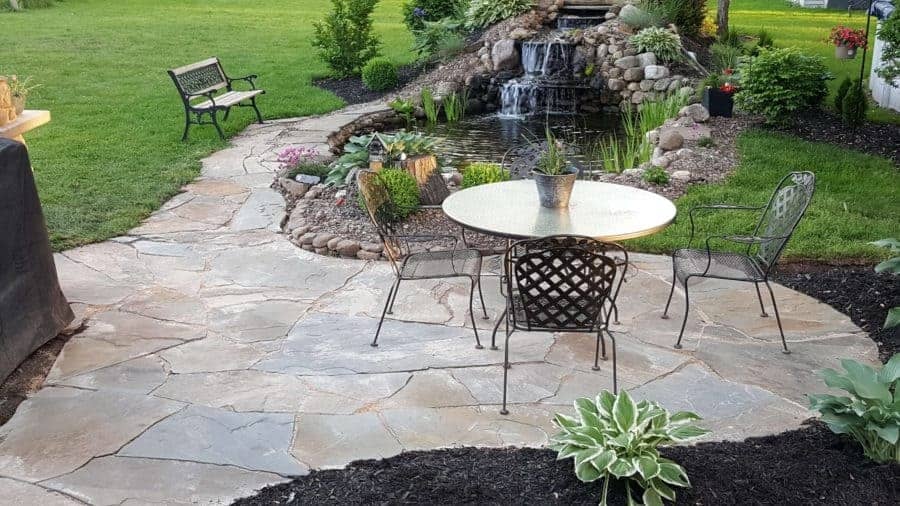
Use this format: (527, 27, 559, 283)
(827, 26, 868, 49)
(276, 146, 329, 179)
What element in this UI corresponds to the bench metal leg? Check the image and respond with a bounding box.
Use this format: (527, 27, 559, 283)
(223, 107, 231, 122)
(251, 97, 264, 124)
(210, 110, 226, 140)
(181, 111, 192, 142)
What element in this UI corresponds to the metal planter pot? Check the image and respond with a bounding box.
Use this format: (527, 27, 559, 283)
(533, 169, 577, 208)
(835, 43, 857, 60)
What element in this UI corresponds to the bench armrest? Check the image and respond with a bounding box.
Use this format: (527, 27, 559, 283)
(227, 75, 258, 90)
(185, 91, 217, 108)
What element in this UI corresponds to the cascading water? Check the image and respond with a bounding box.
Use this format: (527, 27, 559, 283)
(500, 40, 578, 117)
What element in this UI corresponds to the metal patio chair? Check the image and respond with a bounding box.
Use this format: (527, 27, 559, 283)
(357, 170, 489, 348)
(661, 172, 816, 354)
(494, 235, 623, 415)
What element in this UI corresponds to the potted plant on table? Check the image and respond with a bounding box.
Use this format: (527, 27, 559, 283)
(532, 127, 578, 208)
(828, 26, 867, 60)
(6, 75, 40, 114)
(701, 69, 738, 117)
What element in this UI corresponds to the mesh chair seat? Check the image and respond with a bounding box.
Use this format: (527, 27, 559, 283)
(399, 248, 483, 280)
(674, 249, 765, 282)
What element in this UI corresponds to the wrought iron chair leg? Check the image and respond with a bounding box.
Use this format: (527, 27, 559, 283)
(210, 110, 226, 140)
(490, 308, 507, 350)
(251, 97, 264, 124)
(476, 273, 489, 320)
(593, 329, 604, 371)
(612, 270, 626, 325)
(662, 258, 678, 319)
(754, 282, 770, 317)
(372, 278, 400, 347)
(468, 277, 483, 350)
(675, 278, 691, 350)
(500, 327, 514, 415)
(386, 279, 402, 315)
(764, 281, 791, 354)
(607, 329, 618, 393)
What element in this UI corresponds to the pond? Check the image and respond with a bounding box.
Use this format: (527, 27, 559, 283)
(397, 113, 621, 168)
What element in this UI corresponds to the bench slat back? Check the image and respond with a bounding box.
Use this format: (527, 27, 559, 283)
(169, 57, 227, 96)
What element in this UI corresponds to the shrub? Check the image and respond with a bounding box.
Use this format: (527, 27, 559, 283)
(312, 0, 381, 77)
(631, 27, 683, 62)
(756, 29, 775, 50)
(461, 162, 510, 188)
(876, 8, 900, 83)
(390, 98, 416, 127)
(644, 0, 706, 38)
(834, 77, 852, 115)
(719, 27, 744, 49)
(710, 42, 742, 72)
(619, 5, 665, 31)
(361, 58, 399, 91)
(376, 169, 420, 220)
(734, 48, 832, 125)
(466, 0, 533, 29)
(412, 18, 466, 60)
(402, 0, 466, 32)
(871, 239, 900, 329)
(551, 391, 709, 506)
(643, 166, 670, 185)
(809, 355, 900, 464)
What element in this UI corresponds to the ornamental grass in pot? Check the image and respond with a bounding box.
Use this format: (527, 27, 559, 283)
(532, 127, 577, 208)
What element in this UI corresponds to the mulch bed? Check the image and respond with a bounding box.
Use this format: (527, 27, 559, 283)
(234, 421, 899, 505)
(313, 64, 428, 106)
(775, 263, 900, 363)
(0, 335, 70, 426)
(773, 108, 900, 166)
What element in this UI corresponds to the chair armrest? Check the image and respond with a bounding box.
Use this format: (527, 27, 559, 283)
(393, 234, 461, 254)
(687, 204, 764, 247)
(227, 75, 258, 90)
(699, 235, 789, 276)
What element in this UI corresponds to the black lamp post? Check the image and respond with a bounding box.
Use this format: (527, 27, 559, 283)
(858, 0, 875, 91)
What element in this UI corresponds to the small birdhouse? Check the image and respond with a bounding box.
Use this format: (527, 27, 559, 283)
(367, 133, 388, 171)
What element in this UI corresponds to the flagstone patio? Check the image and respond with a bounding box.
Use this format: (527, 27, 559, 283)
(0, 104, 879, 505)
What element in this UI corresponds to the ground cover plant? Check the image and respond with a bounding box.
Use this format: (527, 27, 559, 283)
(1, 0, 413, 251)
(630, 130, 900, 260)
(461, 162, 510, 188)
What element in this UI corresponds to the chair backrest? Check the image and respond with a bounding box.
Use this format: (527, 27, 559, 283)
(357, 170, 404, 266)
(168, 58, 227, 100)
(507, 235, 618, 332)
(752, 171, 816, 270)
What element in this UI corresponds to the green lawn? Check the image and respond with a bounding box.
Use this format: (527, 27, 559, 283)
(715, 0, 900, 124)
(628, 130, 900, 261)
(2, 0, 414, 250)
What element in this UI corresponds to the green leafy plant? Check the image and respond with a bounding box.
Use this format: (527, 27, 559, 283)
(697, 136, 715, 148)
(412, 17, 466, 61)
(619, 4, 666, 30)
(461, 162, 510, 188)
(592, 133, 641, 174)
(719, 27, 744, 49)
(465, 0, 533, 29)
(534, 127, 570, 176)
(326, 131, 438, 186)
(550, 390, 709, 506)
(643, 166, 670, 185)
(841, 81, 868, 128)
(876, 8, 900, 84)
(361, 58, 399, 91)
(710, 42, 742, 72)
(734, 47, 832, 125)
(312, 0, 381, 77)
(389, 98, 416, 128)
(420, 87, 440, 124)
(631, 27, 683, 62)
(402, 0, 467, 32)
(375, 168, 420, 220)
(809, 355, 900, 463)
(871, 238, 900, 329)
(834, 76, 852, 115)
(643, 0, 707, 38)
(749, 29, 775, 56)
(4, 75, 41, 99)
(443, 90, 464, 123)
(638, 94, 690, 133)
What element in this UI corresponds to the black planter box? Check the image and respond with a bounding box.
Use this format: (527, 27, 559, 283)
(703, 88, 734, 118)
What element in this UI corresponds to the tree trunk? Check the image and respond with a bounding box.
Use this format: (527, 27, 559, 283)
(717, 0, 730, 40)
(402, 155, 449, 206)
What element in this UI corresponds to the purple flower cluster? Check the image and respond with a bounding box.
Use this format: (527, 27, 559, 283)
(276, 146, 320, 170)
(413, 7, 427, 18)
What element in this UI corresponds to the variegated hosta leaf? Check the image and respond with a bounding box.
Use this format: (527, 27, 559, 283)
(613, 390, 638, 433)
(657, 462, 691, 487)
(575, 459, 603, 483)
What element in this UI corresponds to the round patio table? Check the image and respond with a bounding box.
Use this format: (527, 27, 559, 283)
(442, 180, 677, 241)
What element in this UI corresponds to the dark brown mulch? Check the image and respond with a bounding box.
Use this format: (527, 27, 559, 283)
(775, 263, 900, 363)
(773, 108, 900, 166)
(313, 64, 428, 106)
(0, 335, 71, 426)
(233, 421, 899, 505)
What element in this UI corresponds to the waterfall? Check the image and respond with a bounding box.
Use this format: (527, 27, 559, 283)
(499, 40, 578, 118)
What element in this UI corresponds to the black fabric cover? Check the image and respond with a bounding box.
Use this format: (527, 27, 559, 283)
(0, 139, 73, 383)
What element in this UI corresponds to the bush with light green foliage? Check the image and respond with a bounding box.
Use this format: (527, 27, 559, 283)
(842, 80, 868, 128)
(375, 169, 420, 220)
(734, 47, 832, 125)
(401, 0, 467, 32)
(809, 354, 900, 464)
(619, 4, 665, 30)
(461, 162, 510, 188)
(465, 0, 533, 29)
(551, 390, 709, 506)
(631, 27, 682, 62)
(872, 238, 900, 329)
(361, 58, 398, 91)
(312, 0, 381, 77)
(643, 166, 669, 185)
(834, 77, 852, 114)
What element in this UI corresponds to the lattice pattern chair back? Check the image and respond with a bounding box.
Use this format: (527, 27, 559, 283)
(509, 237, 618, 331)
(357, 170, 404, 267)
(173, 59, 227, 96)
(752, 172, 816, 270)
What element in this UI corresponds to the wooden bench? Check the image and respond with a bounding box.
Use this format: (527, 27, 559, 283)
(167, 57, 265, 141)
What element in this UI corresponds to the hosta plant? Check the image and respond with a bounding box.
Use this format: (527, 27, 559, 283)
(550, 390, 709, 506)
(465, 0, 533, 29)
(871, 238, 900, 329)
(808, 355, 900, 463)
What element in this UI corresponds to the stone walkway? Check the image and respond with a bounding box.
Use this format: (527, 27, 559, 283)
(0, 104, 878, 505)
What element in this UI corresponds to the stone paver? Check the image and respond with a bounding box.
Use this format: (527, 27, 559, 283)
(0, 103, 878, 504)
